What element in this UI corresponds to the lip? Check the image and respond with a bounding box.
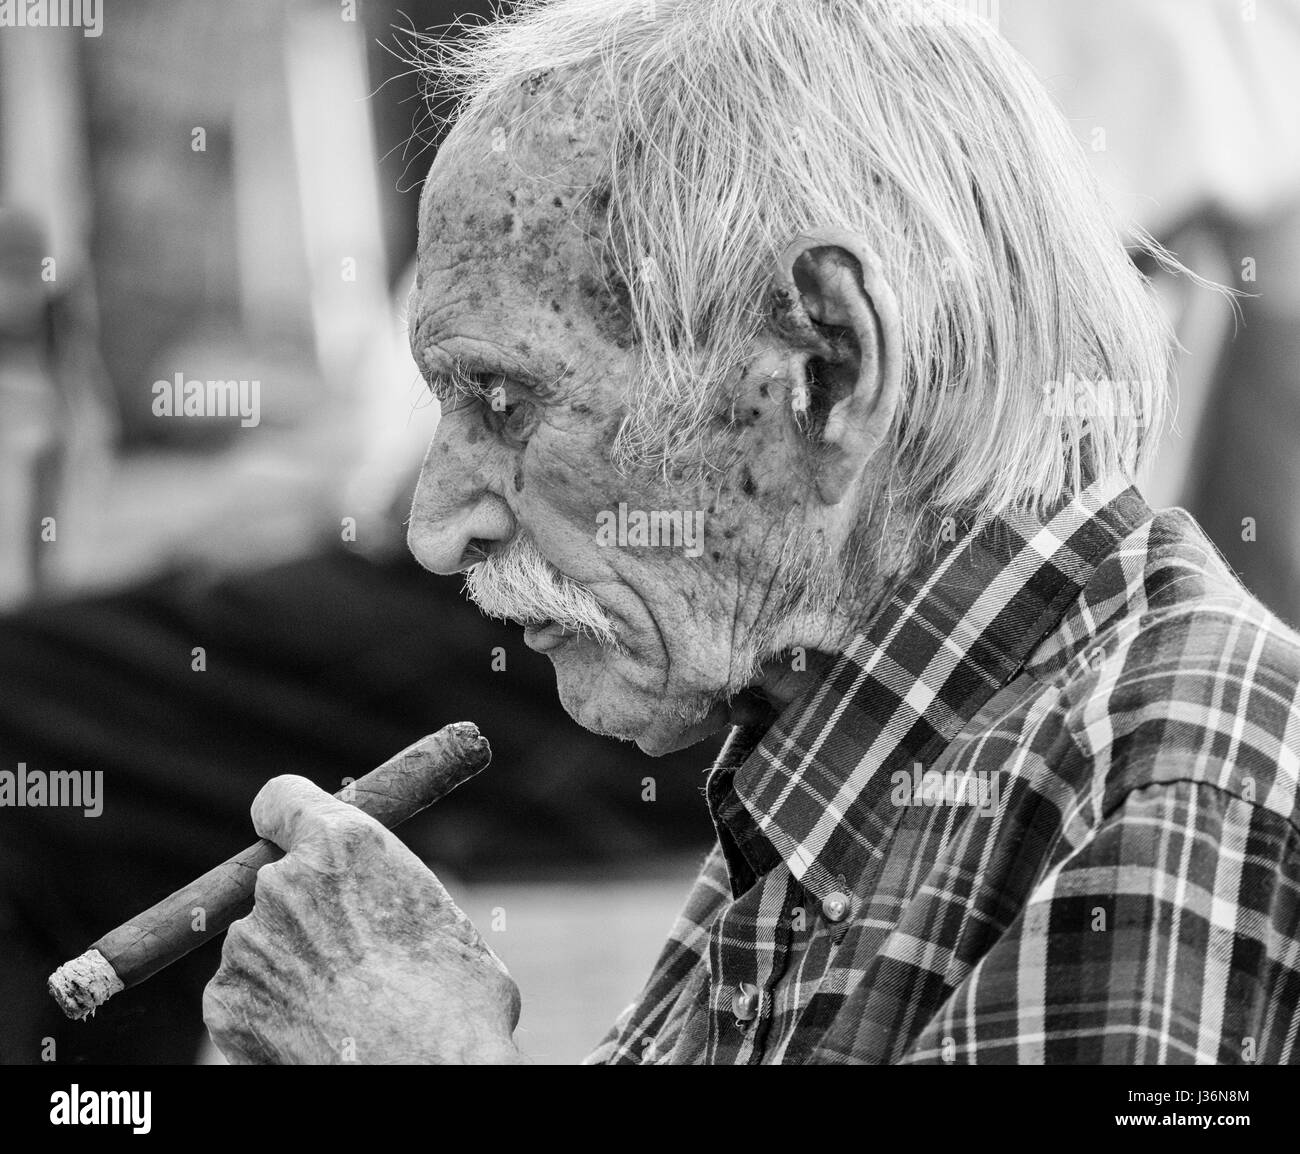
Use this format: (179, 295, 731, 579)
(523, 621, 578, 653)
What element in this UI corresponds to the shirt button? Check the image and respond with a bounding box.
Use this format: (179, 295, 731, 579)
(821, 891, 851, 922)
(732, 983, 759, 1022)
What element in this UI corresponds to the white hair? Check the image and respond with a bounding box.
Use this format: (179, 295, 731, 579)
(465, 533, 619, 646)
(413, 0, 1182, 531)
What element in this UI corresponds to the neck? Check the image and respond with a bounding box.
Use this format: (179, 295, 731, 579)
(730, 492, 934, 728)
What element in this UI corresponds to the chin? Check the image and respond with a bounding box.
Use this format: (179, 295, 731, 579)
(549, 642, 726, 755)
(551, 654, 654, 742)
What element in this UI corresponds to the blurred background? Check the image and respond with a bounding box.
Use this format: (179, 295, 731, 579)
(0, 0, 1298, 1064)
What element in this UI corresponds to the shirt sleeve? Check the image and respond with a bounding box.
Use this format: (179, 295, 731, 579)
(898, 780, 1300, 1064)
(581, 1001, 638, 1065)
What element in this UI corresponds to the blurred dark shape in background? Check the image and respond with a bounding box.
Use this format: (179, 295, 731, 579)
(1, 0, 1298, 1064)
(0, 549, 718, 1063)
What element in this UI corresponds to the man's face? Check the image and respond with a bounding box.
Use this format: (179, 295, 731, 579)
(406, 85, 805, 754)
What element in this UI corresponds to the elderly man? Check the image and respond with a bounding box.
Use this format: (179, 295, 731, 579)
(202, 0, 1300, 1064)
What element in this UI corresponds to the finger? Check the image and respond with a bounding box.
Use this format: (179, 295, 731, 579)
(201, 980, 242, 1057)
(217, 913, 278, 985)
(203, 945, 275, 1065)
(201, 978, 275, 1065)
(251, 774, 372, 852)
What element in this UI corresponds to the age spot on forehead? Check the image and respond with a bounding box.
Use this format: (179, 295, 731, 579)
(412, 75, 638, 376)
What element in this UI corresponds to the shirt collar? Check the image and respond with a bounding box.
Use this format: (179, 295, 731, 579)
(705, 475, 1155, 899)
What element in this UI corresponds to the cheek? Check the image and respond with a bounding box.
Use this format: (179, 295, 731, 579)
(520, 431, 623, 533)
(518, 425, 749, 620)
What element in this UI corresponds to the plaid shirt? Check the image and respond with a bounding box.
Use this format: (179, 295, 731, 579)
(584, 477, 1300, 1064)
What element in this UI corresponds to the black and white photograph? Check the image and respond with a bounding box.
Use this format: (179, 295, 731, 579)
(1, 0, 1298, 1131)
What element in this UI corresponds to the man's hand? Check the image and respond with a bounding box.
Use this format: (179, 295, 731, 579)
(202, 775, 522, 1064)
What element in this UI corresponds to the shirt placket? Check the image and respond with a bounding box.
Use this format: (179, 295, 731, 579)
(704, 867, 796, 1064)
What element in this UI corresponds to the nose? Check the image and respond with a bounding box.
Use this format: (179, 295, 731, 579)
(407, 437, 516, 575)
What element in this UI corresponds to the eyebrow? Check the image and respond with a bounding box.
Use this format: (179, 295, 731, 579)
(423, 352, 566, 404)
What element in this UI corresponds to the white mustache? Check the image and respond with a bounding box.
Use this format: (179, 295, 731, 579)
(464, 537, 618, 646)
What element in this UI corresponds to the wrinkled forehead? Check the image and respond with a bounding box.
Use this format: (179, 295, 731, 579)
(419, 69, 615, 210)
(408, 72, 628, 373)
(416, 74, 617, 283)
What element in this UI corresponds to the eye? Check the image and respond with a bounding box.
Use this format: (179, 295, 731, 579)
(480, 379, 538, 446)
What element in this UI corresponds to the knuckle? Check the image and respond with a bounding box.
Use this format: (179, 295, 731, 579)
(220, 915, 256, 965)
(501, 977, 522, 1030)
(263, 773, 314, 797)
(252, 860, 289, 904)
(314, 807, 356, 837)
(346, 818, 385, 851)
(327, 810, 385, 854)
(437, 906, 479, 949)
(253, 774, 306, 817)
(201, 979, 229, 1029)
(252, 774, 321, 831)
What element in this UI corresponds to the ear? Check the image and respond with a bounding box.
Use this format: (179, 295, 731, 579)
(766, 228, 902, 505)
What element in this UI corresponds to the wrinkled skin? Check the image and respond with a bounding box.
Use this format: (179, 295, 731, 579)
(203, 777, 521, 1064)
(405, 74, 901, 752)
(204, 73, 906, 1063)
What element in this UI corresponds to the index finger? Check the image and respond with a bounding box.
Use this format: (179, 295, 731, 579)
(251, 774, 374, 852)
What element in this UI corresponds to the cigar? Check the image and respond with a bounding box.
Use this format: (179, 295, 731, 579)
(47, 722, 491, 1021)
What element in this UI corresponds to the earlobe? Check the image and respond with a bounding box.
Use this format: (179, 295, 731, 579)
(769, 229, 902, 505)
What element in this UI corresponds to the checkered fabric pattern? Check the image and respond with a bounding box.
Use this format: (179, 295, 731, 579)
(584, 477, 1300, 1064)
